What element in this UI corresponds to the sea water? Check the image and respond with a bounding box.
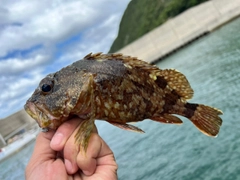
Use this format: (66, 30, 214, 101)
(1, 17, 240, 180)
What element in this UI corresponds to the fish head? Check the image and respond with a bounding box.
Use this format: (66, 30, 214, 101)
(24, 66, 93, 130)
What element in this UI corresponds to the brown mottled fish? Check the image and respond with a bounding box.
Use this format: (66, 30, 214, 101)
(24, 53, 223, 152)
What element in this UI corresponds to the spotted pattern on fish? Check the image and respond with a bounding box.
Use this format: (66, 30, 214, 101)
(24, 52, 223, 152)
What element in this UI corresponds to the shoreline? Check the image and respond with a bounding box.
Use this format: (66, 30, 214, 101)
(117, 0, 240, 63)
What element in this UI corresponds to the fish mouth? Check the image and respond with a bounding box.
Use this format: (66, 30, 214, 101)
(24, 101, 63, 130)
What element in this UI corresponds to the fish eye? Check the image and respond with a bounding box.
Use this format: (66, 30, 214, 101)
(39, 76, 54, 94)
(41, 84, 52, 93)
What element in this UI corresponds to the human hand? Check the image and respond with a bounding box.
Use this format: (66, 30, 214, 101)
(25, 118, 118, 180)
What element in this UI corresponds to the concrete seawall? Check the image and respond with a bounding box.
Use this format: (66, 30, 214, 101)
(0, 110, 36, 148)
(117, 0, 240, 63)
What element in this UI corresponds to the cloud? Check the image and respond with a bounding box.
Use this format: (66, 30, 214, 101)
(0, 0, 130, 118)
(0, 53, 51, 76)
(0, 0, 129, 57)
(57, 12, 125, 64)
(0, 70, 44, 117)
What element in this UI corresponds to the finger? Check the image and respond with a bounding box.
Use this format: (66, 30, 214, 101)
(63, 129, 79, 174)
(26, 130, 71, 180)
(76, 133, 113, 176)
(50, 117, 82, 151)
(94, 148, 118, 180)
(79, 135, 118, 179)
(28, 130, 55, 164)
(62, 122, 98, 174)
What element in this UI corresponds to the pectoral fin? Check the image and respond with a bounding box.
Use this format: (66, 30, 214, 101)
(151, 114, 183, 124)
(109, 122, 145, 133)
(74, 119, 95, 153)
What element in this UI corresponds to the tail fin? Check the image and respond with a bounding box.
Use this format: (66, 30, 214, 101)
(186, 104, 223, 137)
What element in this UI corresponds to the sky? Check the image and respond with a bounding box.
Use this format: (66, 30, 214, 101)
(0, 0, 131, 118)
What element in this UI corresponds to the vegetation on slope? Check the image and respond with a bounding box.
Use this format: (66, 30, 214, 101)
(109, 0, 208, 52)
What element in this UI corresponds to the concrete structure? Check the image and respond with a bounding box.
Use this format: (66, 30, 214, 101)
(117, 0, 240, 63)
(0, 110, 36, 148)
(1, 0, 240, 148)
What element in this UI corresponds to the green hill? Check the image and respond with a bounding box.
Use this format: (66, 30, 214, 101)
(109, 0, 208, 53)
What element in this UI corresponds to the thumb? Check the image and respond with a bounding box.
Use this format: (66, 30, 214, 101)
(30, 130, 56, 163)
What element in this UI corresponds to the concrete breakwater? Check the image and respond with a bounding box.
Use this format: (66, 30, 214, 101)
(117, 0, 240, 63)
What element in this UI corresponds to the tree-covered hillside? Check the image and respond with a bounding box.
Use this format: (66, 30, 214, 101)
(109, 0, 208, 52)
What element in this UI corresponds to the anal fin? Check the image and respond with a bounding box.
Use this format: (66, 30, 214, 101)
(109, 122, 145, 133)
(151, 114, 183, 124)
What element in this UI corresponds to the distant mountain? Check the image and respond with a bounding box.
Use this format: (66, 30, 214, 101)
(109, 0, 208, 53)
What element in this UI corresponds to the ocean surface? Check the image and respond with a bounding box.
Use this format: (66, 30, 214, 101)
(1, 17, 240, 180)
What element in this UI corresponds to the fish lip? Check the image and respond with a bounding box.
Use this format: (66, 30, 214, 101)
(24, 102, 38, 120)
(24, 101, 60, 129)
(25, 102, 37, 115)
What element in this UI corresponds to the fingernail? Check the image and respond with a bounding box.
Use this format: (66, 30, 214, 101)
(51, 133, 63, 146)
(65, 159, 73, 173)
(83, 170, 93, 176)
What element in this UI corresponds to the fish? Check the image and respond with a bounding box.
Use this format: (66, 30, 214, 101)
(24, 52, 223, 152)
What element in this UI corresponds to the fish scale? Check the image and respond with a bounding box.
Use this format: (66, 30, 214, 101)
(25, 52, 223, 152)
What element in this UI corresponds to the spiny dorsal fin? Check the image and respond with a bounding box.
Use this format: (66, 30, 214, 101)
(84, 52, 103, 59)
(84, 52, 125, 60)
(155, 69, 194, 100)
(83, 53, 193, 100)
(83, 53, 154, 68)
